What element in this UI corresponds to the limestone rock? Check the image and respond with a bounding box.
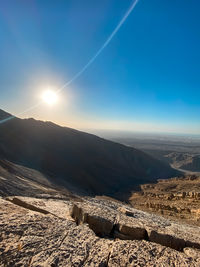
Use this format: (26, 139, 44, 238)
(1, 197, 200, 266)
(70, 199, 200, 251)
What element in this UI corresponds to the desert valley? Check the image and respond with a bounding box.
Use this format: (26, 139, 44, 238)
(1, 0, 200, 266)
(0, 110, 200, 266)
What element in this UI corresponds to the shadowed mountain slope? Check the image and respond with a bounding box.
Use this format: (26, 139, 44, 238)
(0, 109, 179, 199)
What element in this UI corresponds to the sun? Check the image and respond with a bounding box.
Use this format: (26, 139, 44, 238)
(42, 90, 58, 105)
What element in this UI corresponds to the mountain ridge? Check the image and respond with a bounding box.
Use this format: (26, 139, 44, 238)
(0, 109, 180, 199)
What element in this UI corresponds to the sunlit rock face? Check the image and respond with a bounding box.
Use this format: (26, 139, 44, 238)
(130, 175, 200, 226)
(1, 195, 200, 266)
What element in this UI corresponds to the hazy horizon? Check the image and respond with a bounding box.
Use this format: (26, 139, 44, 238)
(2, 107, 200, 139)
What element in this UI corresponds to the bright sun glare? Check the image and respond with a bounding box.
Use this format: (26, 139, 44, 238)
(42, 90, 58, 105)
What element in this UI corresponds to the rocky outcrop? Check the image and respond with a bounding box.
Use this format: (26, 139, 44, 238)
(1, 197, 200, 266)
(70, 203, 114, 237)
(6, 197, 50, 215)
(130, 175, 200, 226)
(69, 199, 200, 252)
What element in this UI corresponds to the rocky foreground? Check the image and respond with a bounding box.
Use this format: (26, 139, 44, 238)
(1, 194, 200, 266)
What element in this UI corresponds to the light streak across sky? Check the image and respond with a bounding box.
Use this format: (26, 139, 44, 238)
(0, 0, 139, 124)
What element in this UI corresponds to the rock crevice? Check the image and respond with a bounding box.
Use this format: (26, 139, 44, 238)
(1, 197, 200, 266)
(70, 201, 200, 252)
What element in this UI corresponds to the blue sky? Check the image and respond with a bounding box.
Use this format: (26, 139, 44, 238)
(0, 0, 200, 134)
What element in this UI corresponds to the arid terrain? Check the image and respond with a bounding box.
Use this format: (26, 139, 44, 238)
(1, 0, 200, 265)
(130, 175, 200, 227)
(0, 109, 179, 200)
(0, 112, 200, 266)
(0, 157, 200, 266)
(1, 189, 200, 266)
(107, 132, 200, 173)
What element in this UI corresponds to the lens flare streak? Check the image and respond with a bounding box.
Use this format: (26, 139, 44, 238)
(0, 0, 139, 124)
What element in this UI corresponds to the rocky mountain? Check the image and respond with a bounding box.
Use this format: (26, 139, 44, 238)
(130, 175, 200, 226)
(0, 111, 199, 266)
(179, 155, 200, 172)
(0, 159, 79, 201)
(109, 135, 200, 173)
(0, 109, 179, 199)
(144, 151, 200, 172)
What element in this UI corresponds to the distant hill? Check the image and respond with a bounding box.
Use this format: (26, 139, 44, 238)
(179, 155, 200, 172)
(0, 109, 180, 199)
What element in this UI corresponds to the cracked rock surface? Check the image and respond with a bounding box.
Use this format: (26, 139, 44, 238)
(71, 198, 200, 251)
(1, 196, 200, 266)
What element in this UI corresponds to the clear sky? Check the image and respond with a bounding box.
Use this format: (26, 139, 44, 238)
(0, 0, 200, 134)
